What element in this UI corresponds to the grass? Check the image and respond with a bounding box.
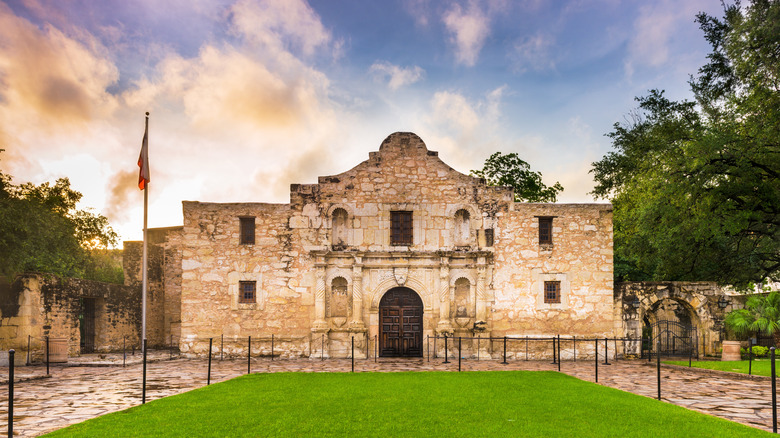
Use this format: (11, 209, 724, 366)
(45, 371, 770, 437)
(665, 359, 777, 377)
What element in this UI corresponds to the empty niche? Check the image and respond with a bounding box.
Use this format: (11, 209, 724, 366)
(454, 278, 471, 317)
(329, 277, 349, 317)
(332, 208, 349, 247)
(454, 209, 470, 246)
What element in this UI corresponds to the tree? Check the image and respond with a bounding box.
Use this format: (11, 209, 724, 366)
(591, 1, 780, 287)
(471, 152, 563, 202)
(0, 150, 121, 283)
(725, 291, 780, 345)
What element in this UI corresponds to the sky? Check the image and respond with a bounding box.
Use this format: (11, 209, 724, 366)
(0, 0, 725, 243)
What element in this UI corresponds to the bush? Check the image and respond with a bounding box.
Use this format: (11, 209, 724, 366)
(740, 345, 769, 358)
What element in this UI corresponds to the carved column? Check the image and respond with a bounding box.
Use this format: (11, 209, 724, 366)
(437, 258, 453, 331)
(350, 257, 364, 328)
(476, 263, 487, 323)
(313, 263, 328, 330)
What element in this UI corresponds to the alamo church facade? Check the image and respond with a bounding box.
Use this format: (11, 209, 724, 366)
(159, 131, 615, 358)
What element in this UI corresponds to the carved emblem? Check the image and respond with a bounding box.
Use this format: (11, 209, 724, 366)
(394, 267, 408, 286)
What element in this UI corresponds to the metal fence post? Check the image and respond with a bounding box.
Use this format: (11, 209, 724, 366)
(351, 336, 354, 373)
(614, 337, 618, 363)
(604, 337, 610, 365)
(657, 337, 661, 401)
(26, 335, 30, 366)
(551, 336, 557, 364)
(321, 334, 324, 361)
(366, 334, 370, 360)
(220, 334, 224, 361)
(525, 336, 528, 361)
(271, 334, 274, 361)
(46, 336, 50, 375)
(207, 337, 213, 385)
(772, 347, 777, 433)
(247, 336, 251, 375)
(142, 339, 147, 404)
(8, 349, 14, 437)
(557, 335, 561, 372)
(427, 335, 430, 362)
(458, 337, 462, 372)
(375, 335, 377, 363)
(573, 336, 576, 362)
(594, 338, 598, 383)
(749, 340, 753, 376)
(443, 334, 450, 364)
(502, 336, 508, 365)
(123, 336, 126, 367)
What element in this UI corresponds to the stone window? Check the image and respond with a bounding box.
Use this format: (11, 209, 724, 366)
(239, 217, 255, 245)
(484, 228, 494, 247)
(332, 208, 349, 247)
(239, 281, 256, 303)
(390, 211, 413, 246)
(538, 217, 553, 245)
(454, 209, 470, 246)
(329, 277, 349, 317)
(544, 281, 561, 304)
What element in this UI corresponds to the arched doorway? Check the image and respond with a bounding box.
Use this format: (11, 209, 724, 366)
(379, 287, 423, 357)
(643, 298, 699, 358)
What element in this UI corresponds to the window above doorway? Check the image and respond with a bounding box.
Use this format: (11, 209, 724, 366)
(390, 211, 413, 246)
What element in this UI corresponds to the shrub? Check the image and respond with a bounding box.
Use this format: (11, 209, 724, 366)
(740, 345, 769, 358)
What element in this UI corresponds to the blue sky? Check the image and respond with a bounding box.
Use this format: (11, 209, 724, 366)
(0, 0, 724, 242)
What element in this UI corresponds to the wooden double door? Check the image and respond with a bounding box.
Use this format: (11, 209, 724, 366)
(379, 287, 423, 357)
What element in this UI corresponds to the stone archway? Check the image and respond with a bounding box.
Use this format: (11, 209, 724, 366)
(379, 287, 423, 357)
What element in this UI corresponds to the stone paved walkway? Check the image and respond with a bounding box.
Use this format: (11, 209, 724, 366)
(1, 355, 778, 436)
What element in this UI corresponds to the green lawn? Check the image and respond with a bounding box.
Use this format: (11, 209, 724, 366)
(665, 359, 777, 377)
(45, 371, 770, 437)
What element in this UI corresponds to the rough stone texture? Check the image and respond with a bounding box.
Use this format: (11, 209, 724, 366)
(123, 226, 183, 347)
(176, 132, 615, 357)
(0, 273, 140, 362)
(615, 281, 738, 356)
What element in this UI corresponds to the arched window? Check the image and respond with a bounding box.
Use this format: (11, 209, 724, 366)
(329, 277, 348, 317)
(454, 209, 471, 246)
(332, 208, 349, 247)
(454, 278, 471, 317)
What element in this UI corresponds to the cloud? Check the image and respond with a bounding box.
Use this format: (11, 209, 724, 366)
(442, 1, 490, 66)
(624, 0, 713, 79)
(104, 168, 138, 222)
(369, 62, 425, 90)
(511, 33, 556, 73)
(229, 0, 334, 58)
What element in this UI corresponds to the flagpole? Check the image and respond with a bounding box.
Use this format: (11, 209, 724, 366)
(141, 112, 149, 345)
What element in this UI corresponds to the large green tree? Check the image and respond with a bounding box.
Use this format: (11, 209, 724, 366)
(591, 1, 780, 287)
(0, 151, 122, 283)
(471, 152, 563, 202)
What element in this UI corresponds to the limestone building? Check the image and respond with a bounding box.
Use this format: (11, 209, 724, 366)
(166, 132, 615, 358)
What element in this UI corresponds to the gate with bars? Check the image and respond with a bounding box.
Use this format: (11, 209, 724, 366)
(643, 320, 698, 359)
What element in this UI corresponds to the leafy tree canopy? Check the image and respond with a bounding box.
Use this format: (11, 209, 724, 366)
(471, 152, 563, 202)
(0, 150, 122, 283)
(591, 0, 780, 288)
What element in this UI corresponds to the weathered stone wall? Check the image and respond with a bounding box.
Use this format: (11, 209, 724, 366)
(177, 132, 615, 358)
(491, 204, 615, 337)
(0, 273, 140, 361)
(124, 226, 183, 347)
(615, 281, 739, 356)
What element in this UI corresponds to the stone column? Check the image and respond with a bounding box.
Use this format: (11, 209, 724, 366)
(313, 263, 327, 330)
(350, 258, 364, 328)
(437, 258, 453, 332)
(476, 263, 487, 323)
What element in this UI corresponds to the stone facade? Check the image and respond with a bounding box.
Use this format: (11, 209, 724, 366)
(175, 132, 615, 358)
(0, 273, 140, 364)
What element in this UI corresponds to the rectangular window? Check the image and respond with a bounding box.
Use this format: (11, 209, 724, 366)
(239, 217, 255, 245)
(390, 211, 413, 246)
(538, 217, 553, 245)
(484, 228, 494, 247)
(239, 281, 256, 303)
(544, 281, 561, 304)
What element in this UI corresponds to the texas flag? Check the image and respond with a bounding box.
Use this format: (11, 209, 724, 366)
(137, 116, 150, 190)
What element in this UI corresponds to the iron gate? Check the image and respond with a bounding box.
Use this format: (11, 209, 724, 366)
(80, 298, 96, 353)
(645, 320, 698, 359)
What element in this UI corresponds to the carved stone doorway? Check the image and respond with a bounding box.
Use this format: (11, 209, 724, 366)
(379, 287, 423, 357)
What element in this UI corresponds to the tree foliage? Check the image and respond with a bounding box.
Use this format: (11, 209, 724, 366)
(0, 151, 122, 283)
(471, 152, 563, 202)
(591, 1, 780, 287)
